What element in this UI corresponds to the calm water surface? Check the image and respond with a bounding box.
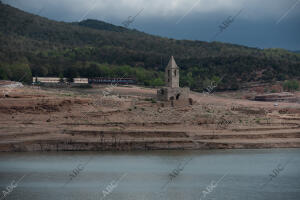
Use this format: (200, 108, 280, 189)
(0, 149, 299, 200)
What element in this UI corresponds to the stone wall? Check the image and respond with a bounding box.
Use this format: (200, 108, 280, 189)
(157, 87, 190, 101)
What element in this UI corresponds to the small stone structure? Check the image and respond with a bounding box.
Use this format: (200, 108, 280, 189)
(157, 56, 190, 101)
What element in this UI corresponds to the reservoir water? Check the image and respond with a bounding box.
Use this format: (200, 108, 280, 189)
(0, 149, 299, 200)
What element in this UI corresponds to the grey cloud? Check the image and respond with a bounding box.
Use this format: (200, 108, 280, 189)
(4, 0, 299, 21)
(3, 0, 300, 50)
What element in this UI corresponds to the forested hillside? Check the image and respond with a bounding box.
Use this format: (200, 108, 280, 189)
(1, 2, 300, 91)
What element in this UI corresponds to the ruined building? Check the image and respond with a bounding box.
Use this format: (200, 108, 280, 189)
(157, 56, 190, 101)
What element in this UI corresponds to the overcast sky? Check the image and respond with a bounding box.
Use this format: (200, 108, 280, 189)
(3, 0, 300, 50)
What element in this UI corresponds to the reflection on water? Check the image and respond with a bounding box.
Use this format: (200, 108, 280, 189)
(0, 149, 299, 200)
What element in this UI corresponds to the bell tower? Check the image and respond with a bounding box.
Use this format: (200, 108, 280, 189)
(157, 55, 189, 101)
(165, 56, 179, 88)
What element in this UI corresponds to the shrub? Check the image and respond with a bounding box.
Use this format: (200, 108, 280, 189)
(150, 78, 164, 87)
(271, 89, 277, 93)
(283, 80, 299, 92)
(72, 84, 92, 89)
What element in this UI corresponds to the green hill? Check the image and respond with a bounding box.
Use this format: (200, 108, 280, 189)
(0, 2, 299, 90)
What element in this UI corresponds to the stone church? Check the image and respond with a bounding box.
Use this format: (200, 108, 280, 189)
(157, 56, 190, 101)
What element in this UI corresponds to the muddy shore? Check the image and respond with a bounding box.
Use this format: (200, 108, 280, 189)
(1, 85, 300, 152)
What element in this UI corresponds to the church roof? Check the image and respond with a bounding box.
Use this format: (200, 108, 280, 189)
(166, 56, 179, 69)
